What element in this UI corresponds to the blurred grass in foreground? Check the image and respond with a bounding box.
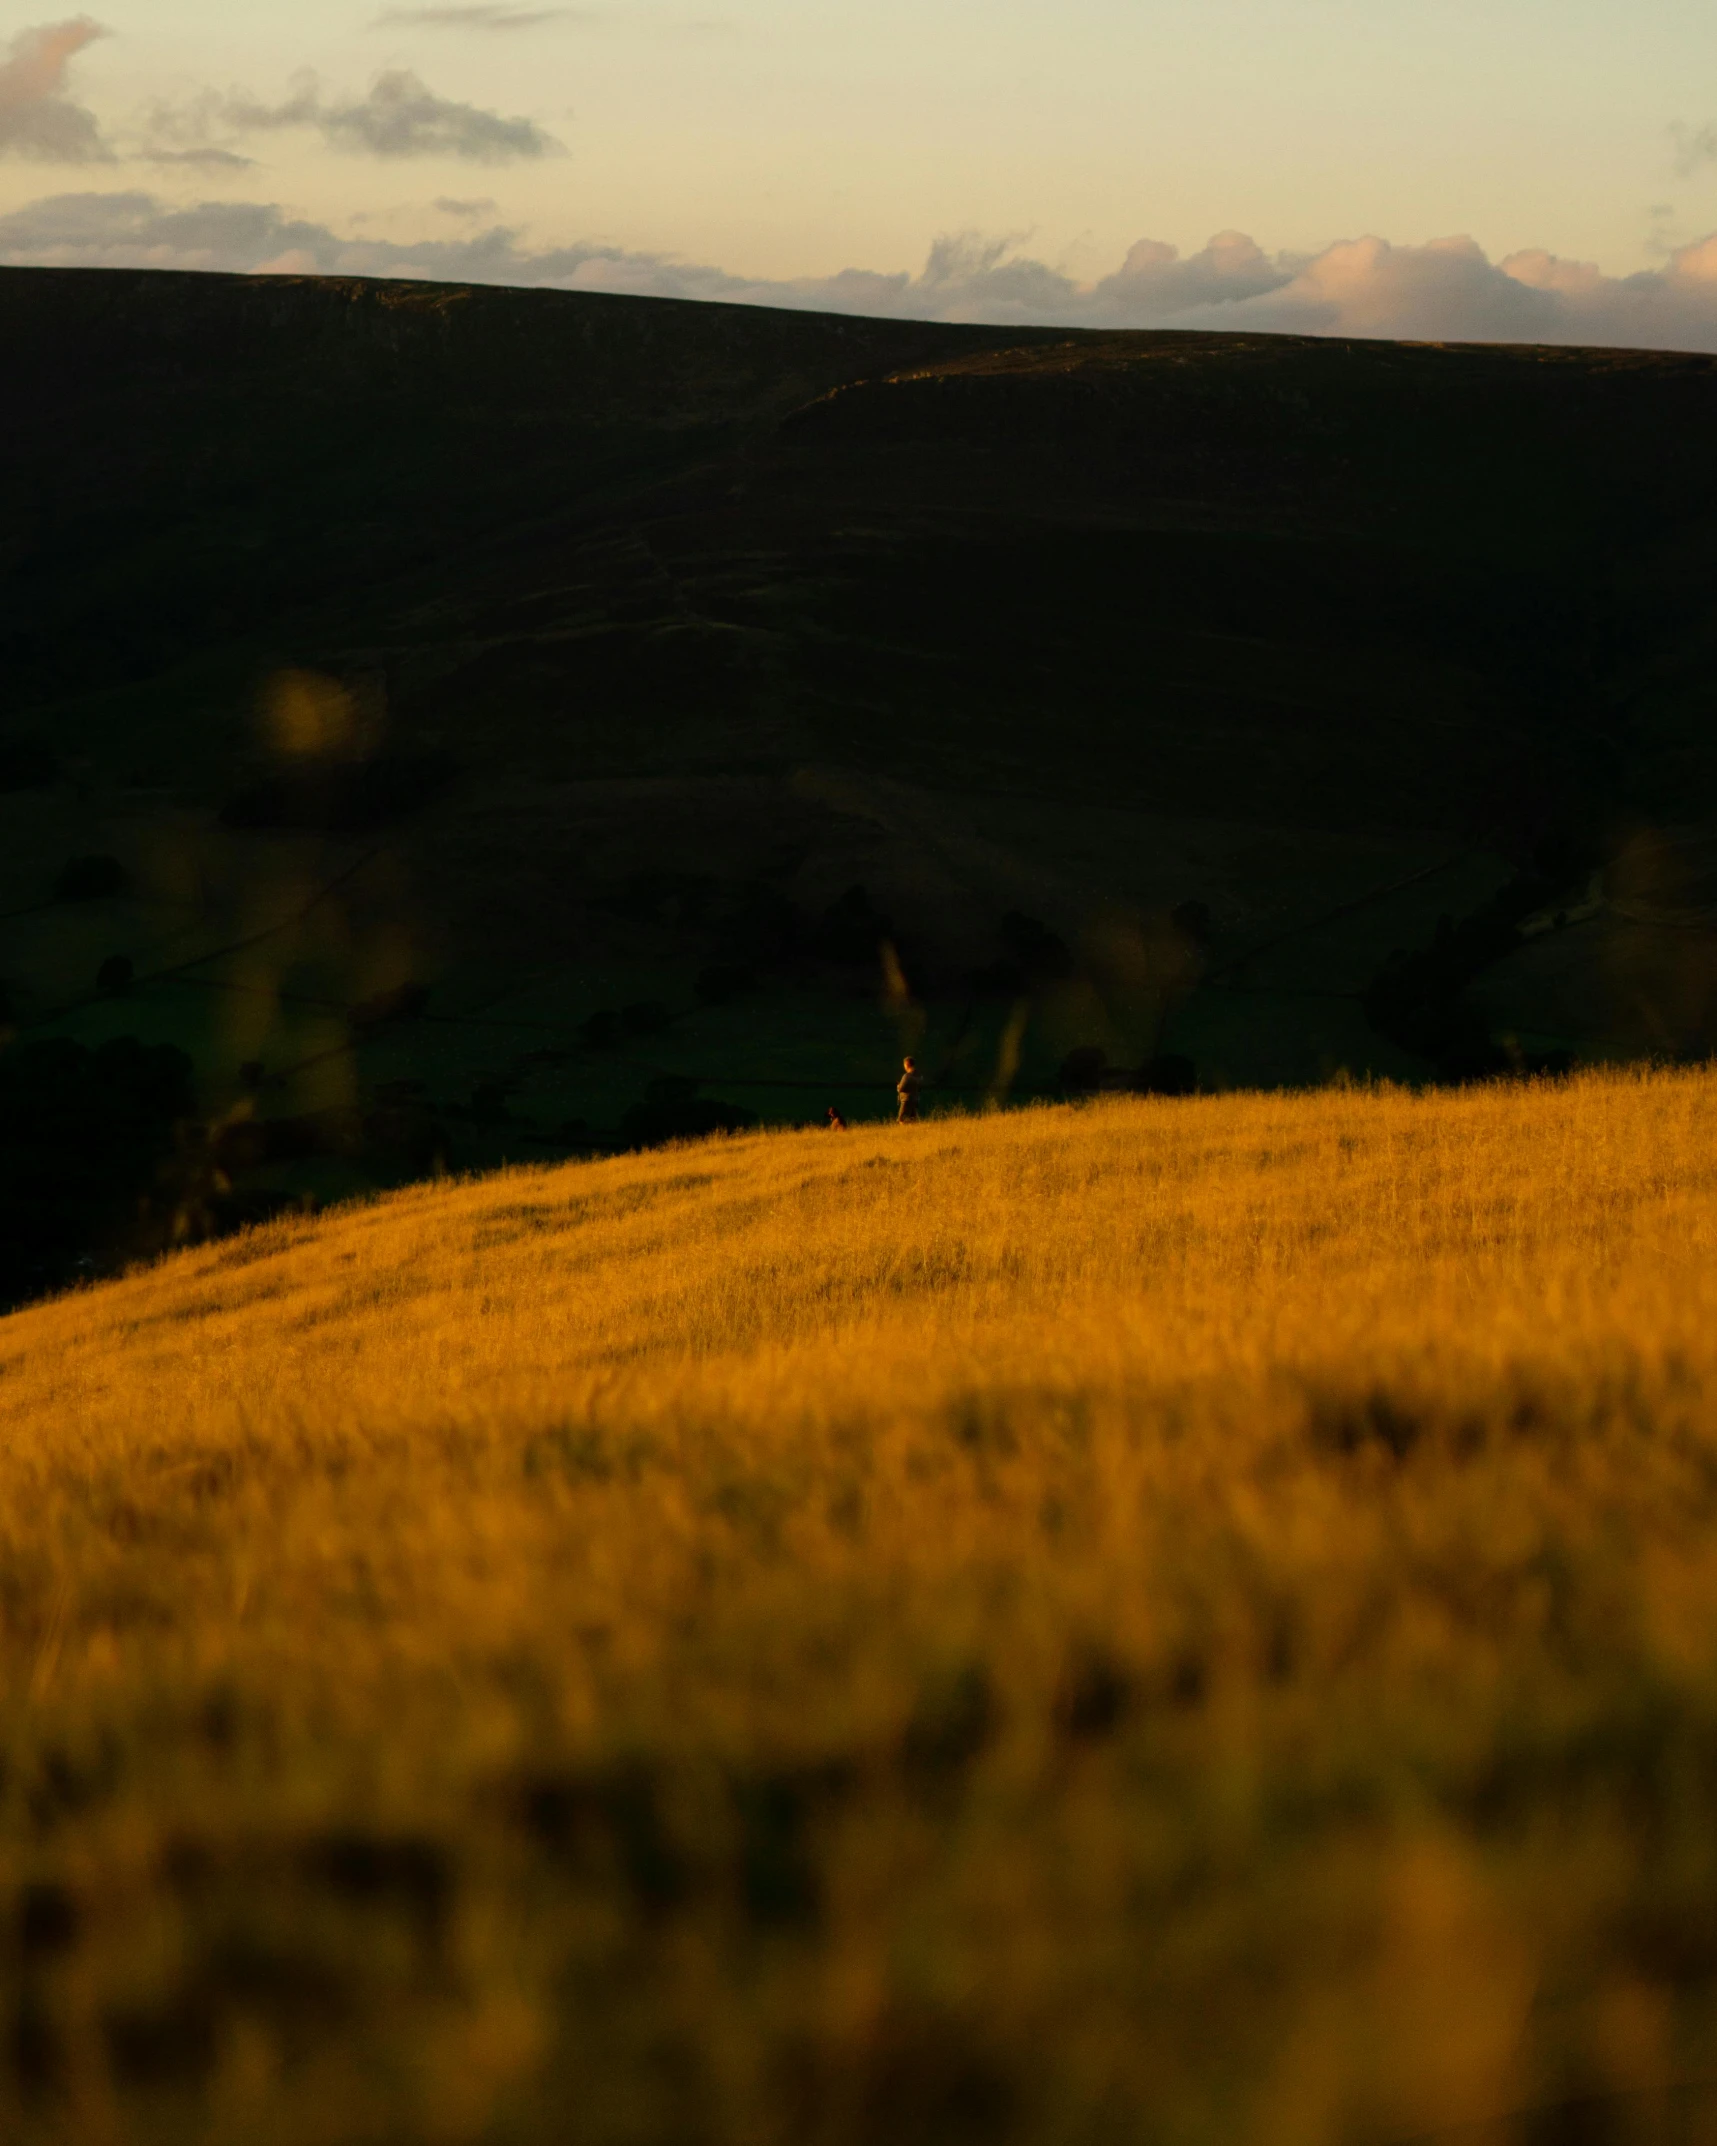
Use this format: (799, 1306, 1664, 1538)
(4, 1070, 1717, 2143)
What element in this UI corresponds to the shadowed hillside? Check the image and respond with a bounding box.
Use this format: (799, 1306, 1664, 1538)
(6, 267, 1717, 1294)
(2, 1072, 1717, 2141)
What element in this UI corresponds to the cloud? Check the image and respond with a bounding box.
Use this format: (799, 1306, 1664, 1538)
(372, 6, 581, 25)
(0, 191, 340, 271)
(12, 194, 1717, 356)
(142, 146, 257, 171)
(0, 16, 112, 163)
(368, 5, 729, 28)
(148, 69, 559, 164)
(1672, 123, 1717, 180)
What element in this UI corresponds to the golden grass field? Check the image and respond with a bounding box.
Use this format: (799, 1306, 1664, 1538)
(5, 1068, 1717, 2145)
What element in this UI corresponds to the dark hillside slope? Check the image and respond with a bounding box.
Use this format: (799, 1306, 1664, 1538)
(0, 271, 1014, 707)
(5, 267, 1717, 1293)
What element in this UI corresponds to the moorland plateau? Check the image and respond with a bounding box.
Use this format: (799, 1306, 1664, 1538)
(6, 269, 1717, 1293)
(2, 1070, 1717, 2141)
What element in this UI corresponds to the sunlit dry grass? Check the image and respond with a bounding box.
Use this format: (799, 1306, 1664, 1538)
(4, 1068, 1717, 2144)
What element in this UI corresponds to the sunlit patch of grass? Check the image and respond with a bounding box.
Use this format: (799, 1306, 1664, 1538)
(3, 1069, 1717, 2141)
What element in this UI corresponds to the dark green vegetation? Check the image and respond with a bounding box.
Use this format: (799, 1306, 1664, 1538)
(0, 1037, 196, 1306)
(5, 266, 1717, 1296)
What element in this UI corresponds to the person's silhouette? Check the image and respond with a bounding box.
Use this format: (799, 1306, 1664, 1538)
(826, 1106, 847, 1130)
(896, 1057, 922, 1123)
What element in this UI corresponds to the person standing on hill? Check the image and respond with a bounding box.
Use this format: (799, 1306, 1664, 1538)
(896, 1057, 922, 1123)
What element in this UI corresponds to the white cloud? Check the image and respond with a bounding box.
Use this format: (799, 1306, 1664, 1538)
(142, 146, 257, 171)
(10, 194, 1717, 355)
(0, 192, 340, 271)
(145, 69, 560, 165)
(368, 5, 730, 31)
(1672, 123, 1717, 179)
(372, 6, 583, 26)
(0, 16, 112, 164)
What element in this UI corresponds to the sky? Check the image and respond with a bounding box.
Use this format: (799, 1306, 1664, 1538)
(6, 2, 1717, 344)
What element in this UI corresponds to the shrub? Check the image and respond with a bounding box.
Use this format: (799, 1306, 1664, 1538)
(620, 1076, 756, 1148)
(55, 855, 129, 902)
(696, 964, 754, 1006)
(1059, 1045, 1107, 1094)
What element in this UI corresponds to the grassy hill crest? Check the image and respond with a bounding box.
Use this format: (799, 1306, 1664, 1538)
(3, 1072, 1717, 2139)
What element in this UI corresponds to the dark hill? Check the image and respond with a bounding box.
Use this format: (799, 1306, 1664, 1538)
(4, 266, 1717, 1294)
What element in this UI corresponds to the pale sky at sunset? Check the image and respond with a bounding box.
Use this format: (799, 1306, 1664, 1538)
(7, 2, 1717, 344)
